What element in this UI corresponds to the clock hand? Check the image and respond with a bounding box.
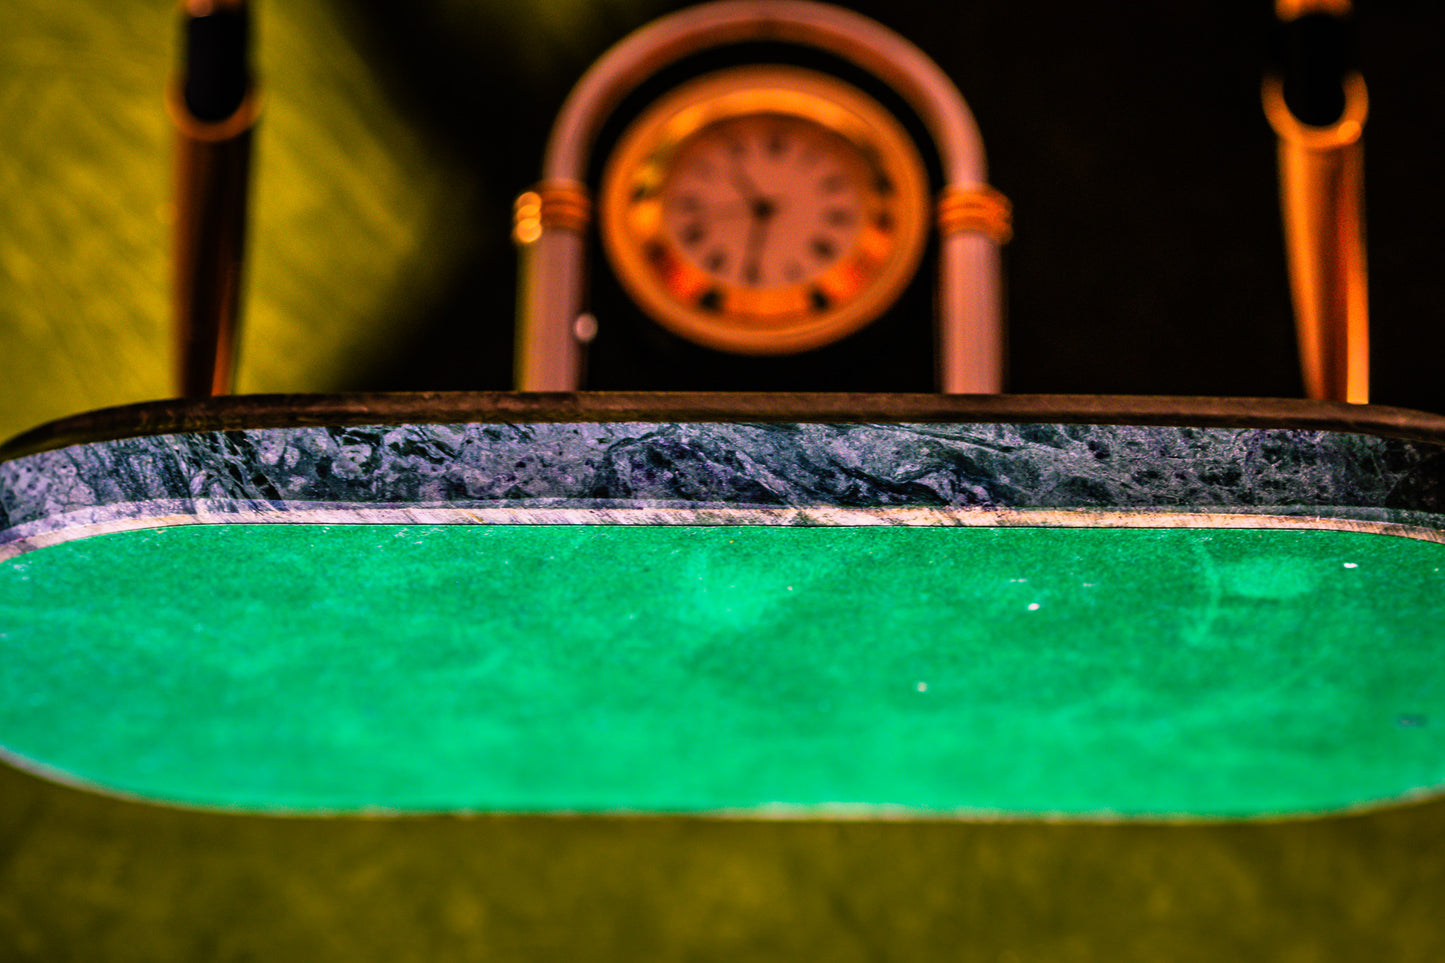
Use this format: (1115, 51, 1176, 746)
(728, 154, 779, 287)
(729, 156, 781, 220)
(741, 197, 781, 287)
(742, 208, 768, 287)
(729, 159, 764, 203)
(701, 201, 754, 220)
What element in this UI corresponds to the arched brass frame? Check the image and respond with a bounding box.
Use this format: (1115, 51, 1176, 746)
(515, 0, 1008, 393)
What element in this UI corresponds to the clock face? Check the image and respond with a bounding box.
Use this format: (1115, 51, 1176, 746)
(600, 67, 929, 355)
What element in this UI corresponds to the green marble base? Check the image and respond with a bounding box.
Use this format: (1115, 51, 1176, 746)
(4, 522, 1441, 816)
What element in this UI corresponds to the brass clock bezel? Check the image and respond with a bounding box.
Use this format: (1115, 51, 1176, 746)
(598, 66, 930, 356)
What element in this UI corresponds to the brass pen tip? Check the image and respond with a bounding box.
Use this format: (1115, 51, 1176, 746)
(180, 0, 252, 124)
(185, 0, 247, 16)
(1275, 0, 1352, 22)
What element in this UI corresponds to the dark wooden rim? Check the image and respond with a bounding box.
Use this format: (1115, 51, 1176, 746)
(7, 392, 1445, 461)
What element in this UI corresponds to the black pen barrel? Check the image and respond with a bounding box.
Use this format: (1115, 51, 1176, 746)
(169, 0, 257, 398)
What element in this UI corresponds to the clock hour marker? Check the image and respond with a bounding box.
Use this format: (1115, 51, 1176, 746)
(766, 129, 786, 156)
(809, 287, 832, 312)
(810, 236, 837, 261)
(704, 249, 727, 273)
(680, 222, 706, 246)
(820, 173, 846, 194)
(824, 207, 855, 227)
(743, 261, 762, 286)
(697, 287, 724, 312)
(876, 211, 894, 232)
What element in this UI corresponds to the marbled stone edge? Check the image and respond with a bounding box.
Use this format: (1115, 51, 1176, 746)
(3, 421, 1444, 551)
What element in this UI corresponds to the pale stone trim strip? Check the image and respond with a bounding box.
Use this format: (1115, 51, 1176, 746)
(6, 503, 1445, 561)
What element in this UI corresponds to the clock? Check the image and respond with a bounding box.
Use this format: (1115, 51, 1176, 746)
(598, 65, 930, 355)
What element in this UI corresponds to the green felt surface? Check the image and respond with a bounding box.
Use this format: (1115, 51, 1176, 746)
(2, 523, 1442, 816)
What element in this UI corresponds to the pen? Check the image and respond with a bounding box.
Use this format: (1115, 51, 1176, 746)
(167, 0, 258, 397)
(1265, 0, 1368, 403)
